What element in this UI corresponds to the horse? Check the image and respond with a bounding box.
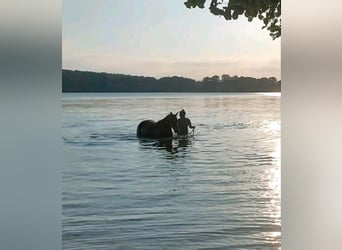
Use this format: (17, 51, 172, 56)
(137, 112, 178, 139)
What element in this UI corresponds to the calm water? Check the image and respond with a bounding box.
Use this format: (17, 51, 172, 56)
(62, 92, 281, 249)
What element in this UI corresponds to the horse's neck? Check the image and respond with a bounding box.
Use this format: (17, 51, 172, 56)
(156, 116, 170, 127)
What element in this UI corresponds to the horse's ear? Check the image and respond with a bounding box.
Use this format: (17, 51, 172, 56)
(175, 112, 178, 116)
(170, 112, 172, 115)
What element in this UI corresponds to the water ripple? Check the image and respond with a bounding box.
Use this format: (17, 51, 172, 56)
(63, 93, 280, 249)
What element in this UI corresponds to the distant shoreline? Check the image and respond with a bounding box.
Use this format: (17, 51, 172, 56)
(63, 69, 281, 93)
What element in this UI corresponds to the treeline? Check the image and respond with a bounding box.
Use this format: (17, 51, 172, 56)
(62, 69, 281, 92)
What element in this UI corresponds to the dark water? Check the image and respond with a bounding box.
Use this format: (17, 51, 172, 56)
(63, 93, 281, 249)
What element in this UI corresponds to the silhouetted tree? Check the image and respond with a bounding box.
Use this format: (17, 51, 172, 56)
(221, 74, 232, 82)
(269, 76, 277, 82)
(62, 69, 280, 92)
(184, 0, 281, 39)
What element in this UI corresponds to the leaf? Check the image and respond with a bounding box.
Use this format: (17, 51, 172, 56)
(184, 0, 201, 8)
(184, 2, 192, 8)
(197, 0, 206, 8)
(232, 11, 239, 20)
(224, 10, 232, 20)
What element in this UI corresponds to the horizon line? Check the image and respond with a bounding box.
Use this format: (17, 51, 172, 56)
(62, 68, 281, 81)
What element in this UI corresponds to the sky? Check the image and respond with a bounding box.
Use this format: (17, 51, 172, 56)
(63, 0, 280, 81)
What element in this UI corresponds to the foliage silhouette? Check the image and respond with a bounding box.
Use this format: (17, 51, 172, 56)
(63, 69, 280, 92)
(184, 0, 281, 39)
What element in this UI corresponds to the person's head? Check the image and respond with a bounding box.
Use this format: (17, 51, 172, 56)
(180, 109, 186, 118)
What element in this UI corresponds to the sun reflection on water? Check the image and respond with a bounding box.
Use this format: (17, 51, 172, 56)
(267, 121, 281, 133)
(264, 132, 281, 248)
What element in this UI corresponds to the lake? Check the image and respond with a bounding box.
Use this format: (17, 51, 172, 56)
(62, 92, 281, 249)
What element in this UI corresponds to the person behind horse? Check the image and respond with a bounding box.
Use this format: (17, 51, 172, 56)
(177, 109, 195, 136)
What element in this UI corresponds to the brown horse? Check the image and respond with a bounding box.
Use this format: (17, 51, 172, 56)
(137, 112, 178, 138)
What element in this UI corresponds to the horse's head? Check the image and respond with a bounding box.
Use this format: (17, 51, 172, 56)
(168, 112, 178, 134)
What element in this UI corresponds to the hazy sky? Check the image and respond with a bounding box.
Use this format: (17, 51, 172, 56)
(63, 0, 280, 80)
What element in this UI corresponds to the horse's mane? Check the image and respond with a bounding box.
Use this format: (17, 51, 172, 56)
(155, 114, 171, 126)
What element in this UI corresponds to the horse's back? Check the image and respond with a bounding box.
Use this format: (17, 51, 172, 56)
(137, 120, 155, 138)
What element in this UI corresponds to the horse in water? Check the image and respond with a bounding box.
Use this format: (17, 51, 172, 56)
(137, 112, 178, 138)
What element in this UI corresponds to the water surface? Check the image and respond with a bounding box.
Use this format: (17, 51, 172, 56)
(63, 92, 281, 249)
